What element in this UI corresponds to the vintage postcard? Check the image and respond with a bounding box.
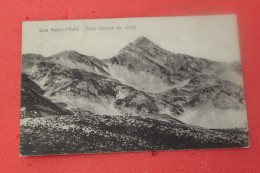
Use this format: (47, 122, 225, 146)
(20, 15, 249, 156)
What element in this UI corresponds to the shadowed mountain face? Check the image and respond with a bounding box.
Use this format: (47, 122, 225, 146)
(20, 74, 71, 119)
(20, 37, 248, 155)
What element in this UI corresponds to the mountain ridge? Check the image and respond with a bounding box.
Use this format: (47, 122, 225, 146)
(21, 36, 246, 128)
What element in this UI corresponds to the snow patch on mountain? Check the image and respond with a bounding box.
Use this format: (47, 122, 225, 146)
(107, 64, 173, 93)
(50, 94, 120, 116)
(179, 108, 248, 129)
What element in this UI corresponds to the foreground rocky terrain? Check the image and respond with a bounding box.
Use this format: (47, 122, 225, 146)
(20, 114, 249, 156)
(20, 37, 249, 155)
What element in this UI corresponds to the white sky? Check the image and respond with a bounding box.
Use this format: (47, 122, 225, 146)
(22, 15, 240, 62)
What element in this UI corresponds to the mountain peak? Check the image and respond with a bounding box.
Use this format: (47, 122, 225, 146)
(55, 50, 80, 57)
(48, 50, 110, 76)
(132, 37, 154, 46)
(50, 50, 88, 62)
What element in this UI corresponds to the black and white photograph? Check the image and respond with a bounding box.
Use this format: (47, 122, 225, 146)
(20, 15, 249, 156)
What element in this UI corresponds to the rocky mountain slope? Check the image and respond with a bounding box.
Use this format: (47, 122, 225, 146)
(21, 53, 183, 118)
(21, 37, 246, 126)
(103, 37, 243, 92)
(20, 74, 71, 119)
(20, 37, 249, 155)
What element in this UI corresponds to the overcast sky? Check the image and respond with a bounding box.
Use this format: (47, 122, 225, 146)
(22, 15, 240, 62)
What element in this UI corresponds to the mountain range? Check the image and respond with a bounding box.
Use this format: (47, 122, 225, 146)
(20, 37, 249, 155)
